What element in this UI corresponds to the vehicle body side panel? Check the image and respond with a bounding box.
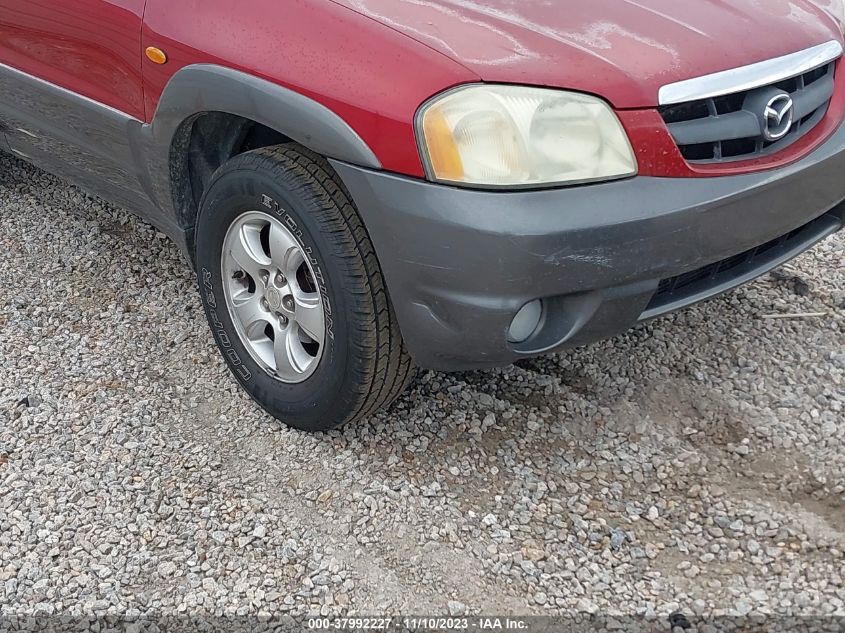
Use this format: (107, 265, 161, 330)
(141, 0, 479, 178)
(0, 62, 171, 231)
(0, 55, 403, 259)
(0, 0, 178, 239)
(0, 0, 146, 119)
(0, 0, 475, 242)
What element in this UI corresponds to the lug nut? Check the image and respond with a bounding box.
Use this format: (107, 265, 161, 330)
(279, 315, 289, 327)
(261, 272, 270, 285)
(260, 298, 270, 311)
(283, 296, 295, 311)
(275, 273, 287, 286)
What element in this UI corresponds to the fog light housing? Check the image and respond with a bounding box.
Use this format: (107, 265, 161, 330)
(508, 300, 543, 343)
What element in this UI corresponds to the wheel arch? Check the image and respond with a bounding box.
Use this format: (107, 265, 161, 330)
(146, 64, 382, 259)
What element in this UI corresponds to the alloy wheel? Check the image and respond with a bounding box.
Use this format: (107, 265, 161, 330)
(221, 211, 325, 383)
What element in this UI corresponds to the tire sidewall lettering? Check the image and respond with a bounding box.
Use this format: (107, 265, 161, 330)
(201, 267, 252, 383)
(260, 193, 335, 343)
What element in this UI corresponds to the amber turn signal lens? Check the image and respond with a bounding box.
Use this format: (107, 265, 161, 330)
(145, 46, 168, 65)
(421, 107, 465, 182)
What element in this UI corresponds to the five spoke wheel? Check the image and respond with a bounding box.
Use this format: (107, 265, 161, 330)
(222, 211, 325, 383)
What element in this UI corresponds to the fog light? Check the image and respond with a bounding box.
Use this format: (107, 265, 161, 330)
(508, 300, 543, 343)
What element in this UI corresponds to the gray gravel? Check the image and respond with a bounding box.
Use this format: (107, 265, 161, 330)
(1, 152, 844, 619)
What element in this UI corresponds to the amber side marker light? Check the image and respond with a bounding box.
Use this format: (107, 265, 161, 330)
(145, 46, 168, 65)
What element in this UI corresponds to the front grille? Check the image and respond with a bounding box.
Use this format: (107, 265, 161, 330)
(653, 226, 805, 298)
(660, 62, 836, 162)
(645, 212, 842, 314)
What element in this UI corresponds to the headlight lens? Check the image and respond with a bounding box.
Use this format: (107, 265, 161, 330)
(417, 85, 637, 188)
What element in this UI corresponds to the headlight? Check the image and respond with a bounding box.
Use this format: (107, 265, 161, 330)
(417, 85, 637, 188)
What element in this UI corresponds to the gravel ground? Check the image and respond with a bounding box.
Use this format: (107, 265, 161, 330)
(1, 152, 844, 622)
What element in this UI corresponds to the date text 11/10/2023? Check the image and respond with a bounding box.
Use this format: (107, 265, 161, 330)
(307, 616, 530, 630)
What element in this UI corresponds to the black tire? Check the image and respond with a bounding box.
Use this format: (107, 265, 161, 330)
(195, 145, 415, 432)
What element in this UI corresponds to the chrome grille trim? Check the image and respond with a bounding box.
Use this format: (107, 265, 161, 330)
(659, 40, 843, 106)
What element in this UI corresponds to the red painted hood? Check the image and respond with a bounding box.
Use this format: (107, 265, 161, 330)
(332, 0, 845, 108)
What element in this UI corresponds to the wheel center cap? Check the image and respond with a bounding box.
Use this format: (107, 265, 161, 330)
(264, 287, 282, 311)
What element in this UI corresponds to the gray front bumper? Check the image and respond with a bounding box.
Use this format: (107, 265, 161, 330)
(331, 123, 845, 371)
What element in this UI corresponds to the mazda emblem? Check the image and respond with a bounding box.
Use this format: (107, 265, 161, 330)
(763, 93, 794, 141)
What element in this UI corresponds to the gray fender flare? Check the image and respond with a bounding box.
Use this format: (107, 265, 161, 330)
(143, 64, 381, 217)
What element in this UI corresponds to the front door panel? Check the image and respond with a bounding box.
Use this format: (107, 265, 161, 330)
(0, 1, 158, 218)
(0, 0, 145, 118)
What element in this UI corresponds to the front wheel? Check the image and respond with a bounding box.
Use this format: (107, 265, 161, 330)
(194, 145, 415, 432)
